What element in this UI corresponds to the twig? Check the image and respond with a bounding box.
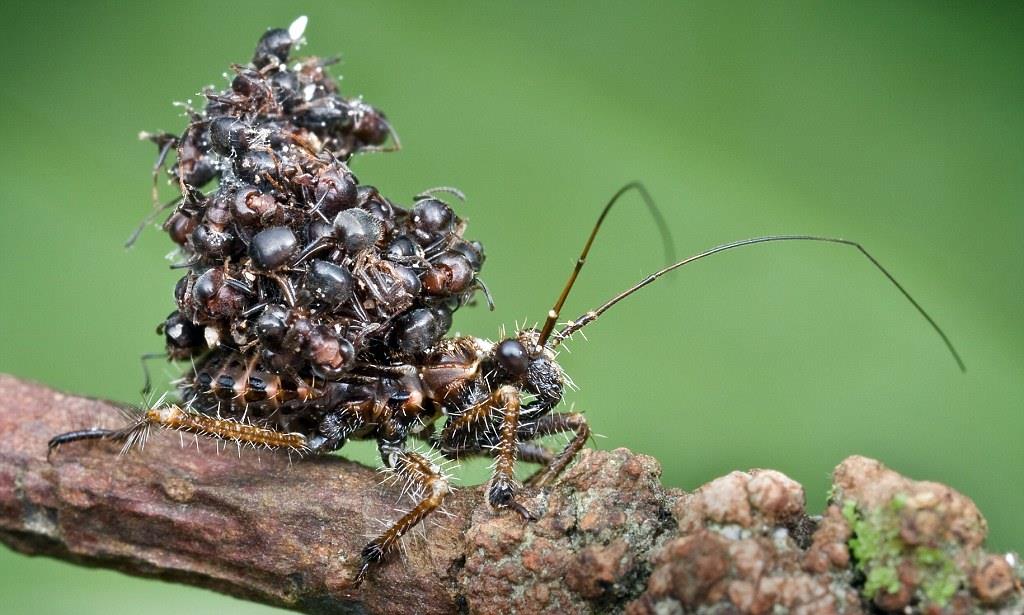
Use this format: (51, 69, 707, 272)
(0, 374, 1019, 614)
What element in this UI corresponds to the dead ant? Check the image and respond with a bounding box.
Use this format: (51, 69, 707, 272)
(48, 180, 963, 586)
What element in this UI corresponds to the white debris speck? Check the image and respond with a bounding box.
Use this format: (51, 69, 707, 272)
(204, 327, 221, 348)
(772, 527, 790, 548)
(1006, 552, 1017, 567)
(303, 83, 317, 101)
(288, 16, 308, 42)
(718, 524, 743, 541)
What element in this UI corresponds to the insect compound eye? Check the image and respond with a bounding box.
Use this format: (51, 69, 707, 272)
(252, 27, 294, 68)
(306, 260, 354, 307)
(333, 208, 382, 253)
(495, 339, 529, 376)
(209, 116, 252, 156)
(255, 304, 290, 348)
(249, 226, 298, 271)
(411, 198, 453, 235)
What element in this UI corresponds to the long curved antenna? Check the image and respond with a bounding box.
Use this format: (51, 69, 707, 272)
(536, 182, 676, 346)
(551, 235, 965, 372)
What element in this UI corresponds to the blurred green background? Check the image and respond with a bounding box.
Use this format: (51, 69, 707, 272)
(1, 2, 1021, 613)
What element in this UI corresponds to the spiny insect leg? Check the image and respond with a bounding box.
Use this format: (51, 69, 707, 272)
(354, 449, 450, 586)
(435, 396, 494, 454)
(49, 405, 307, 458)
(522, 412, 590, 488)
(138, 405, 308, 452)
(484, 386, 535, 520)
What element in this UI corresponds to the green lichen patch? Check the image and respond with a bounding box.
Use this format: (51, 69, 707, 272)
(843, 497, 966, 609)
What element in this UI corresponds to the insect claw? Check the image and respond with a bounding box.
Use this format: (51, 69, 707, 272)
(509, 501, 538, 522)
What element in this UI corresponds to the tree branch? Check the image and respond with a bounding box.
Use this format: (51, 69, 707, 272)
(0, 373, 1019, 614)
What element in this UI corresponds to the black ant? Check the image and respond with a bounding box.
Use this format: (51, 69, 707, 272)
(49, 181, 963, 586)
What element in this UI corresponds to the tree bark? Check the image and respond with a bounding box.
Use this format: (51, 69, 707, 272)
(0, 374, 1019, 614)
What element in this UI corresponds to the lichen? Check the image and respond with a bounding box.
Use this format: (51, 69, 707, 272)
(843, 500, 902, 598)
(843, 498, 965, 608)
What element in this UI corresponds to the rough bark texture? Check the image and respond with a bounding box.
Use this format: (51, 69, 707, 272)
(0, 373, 1021, 614)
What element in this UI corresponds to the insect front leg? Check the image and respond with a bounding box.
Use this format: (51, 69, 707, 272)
(354, 446, 450, 586)
(485, 385, 536, 520)
(521, 411, 590, 488)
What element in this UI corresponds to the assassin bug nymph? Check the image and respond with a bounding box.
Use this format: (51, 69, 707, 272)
(47, 13, 963, 588)
(48, 182, 965, 585)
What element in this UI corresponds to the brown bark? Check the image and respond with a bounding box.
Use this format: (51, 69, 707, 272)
(0, 374, 1020, 615)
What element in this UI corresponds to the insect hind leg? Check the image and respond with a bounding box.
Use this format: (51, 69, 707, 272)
(354, 449, 450, 586)
(49, 404, 308, 459)
(47, 428, 119, 459)
(521, 411, 590, 488)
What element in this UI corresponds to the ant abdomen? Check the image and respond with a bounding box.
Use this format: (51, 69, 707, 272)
(184, 348, 321, 416)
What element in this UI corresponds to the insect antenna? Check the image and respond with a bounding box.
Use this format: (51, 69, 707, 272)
(536, 182, 676, 346)
(550, 235, 965, 372)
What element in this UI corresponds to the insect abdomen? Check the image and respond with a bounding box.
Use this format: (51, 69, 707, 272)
(183, 348, 324, 418)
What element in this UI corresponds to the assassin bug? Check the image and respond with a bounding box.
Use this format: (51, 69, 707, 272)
(48, 183, 964, 585)
(47, 18, 964, 586)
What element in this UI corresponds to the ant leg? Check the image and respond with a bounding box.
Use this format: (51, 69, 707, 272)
(354, 449, 450, 586)
(139, 352, 168, 396)
(522, 412, 590, 488)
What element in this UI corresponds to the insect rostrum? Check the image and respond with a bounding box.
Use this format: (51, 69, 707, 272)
(49, 17, 963, 587)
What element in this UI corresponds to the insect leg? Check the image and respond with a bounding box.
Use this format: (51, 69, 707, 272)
(49, 404, 307, 458)
(521, 412, 590, 488)
(354, 449, 450, 586)
(517, 442, 555, 466)
(485, 386, 535, 520)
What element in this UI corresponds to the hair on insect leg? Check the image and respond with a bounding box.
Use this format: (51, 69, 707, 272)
(353, 448, 451, 586)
